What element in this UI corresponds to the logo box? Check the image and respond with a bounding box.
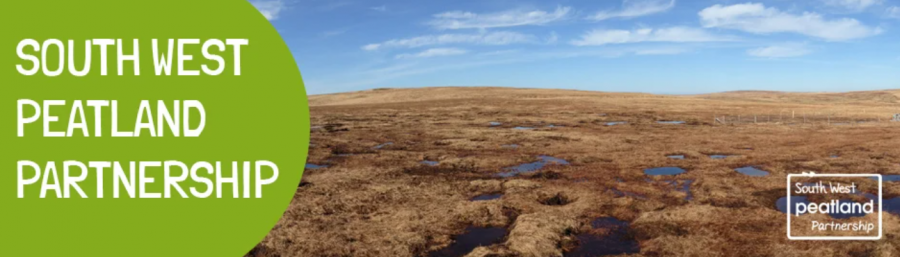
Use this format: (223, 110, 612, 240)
(786, 173, 883, 240)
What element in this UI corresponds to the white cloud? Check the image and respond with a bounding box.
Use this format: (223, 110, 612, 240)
(250, 0, 285, 21)
(634, 48, 688, 55)
(428, 6, 571, 30)
(362, 31, 536, 50)
(395, 48, 468, 59)
(887, 6, 900, 18)
(824, 0, 882, 11)
(571, 27, 732, 46)
(699, 3, 882, 41)
(747, 43, 812, 58)
(546, 32, 559, 44)
(371, 5, 387, 12)
(321, 29, 348, 38)
(590, 0, 676, 20)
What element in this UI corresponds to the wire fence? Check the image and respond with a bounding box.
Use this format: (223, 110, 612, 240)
(714, 112, 900, 125)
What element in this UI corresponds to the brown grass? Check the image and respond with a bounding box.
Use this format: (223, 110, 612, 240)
(254, 87, 900, 257)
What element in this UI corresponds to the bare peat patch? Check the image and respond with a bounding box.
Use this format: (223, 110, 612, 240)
(428, 226, 507, 257)
(564, 217, 640, 257)
(540, 192, 574, 206)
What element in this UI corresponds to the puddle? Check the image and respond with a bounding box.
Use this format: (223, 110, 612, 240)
(421, 160, 439, 166)
(870, 175, 900, 182)
(776, 196, 810, 215)
(657, 121, 685, 124)
(565, 217, 640, 257)
(885, 198, 900, 215)
(497, 156, 569, 177)
(644, 167, 686, 176)
(428, 226, 506, 257)
(489, 121, 502, 126)
(829, 154, 840, 158)
(666, 155, 685, 160)
(547, 124, 562, 128)
(606, 121, 627, 126)
(735, 166, 769, 177)
(828, 199, 869, 219)
(513, 126, 535, 130)
(502, 144, 520, 149)
(305, 164, 328, 170)
(470, 193, 503, 201)
(674, 180, 694, 200)
(609, 188, 647, 199)
(373, 142, 393, 149)
(709, 154, 733, 159)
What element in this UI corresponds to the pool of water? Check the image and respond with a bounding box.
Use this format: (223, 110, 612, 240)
(428, 226, 507, 257)
(420, 160, 439, 166)
(885, 198, 900, 215)
(674, 180, 694, 200)
(305, 164, 328, 170)
(497, 156, 570, 177)
(471, 193, 503, 201)
(513, 126, 535, 130)
(373, 142, 394, 149)
(609, 188, 646, 199)
(502, 144, 519, 149)
(489, 121, 502, 126)
(709, 154, 733, 159)
(564, 217, 640, 257)
(666, 155, 685, 160)
(644, 167, 686, 176)
(776, 196, 810, 215)
(606, 121, 627, 126)
(735, 166, 769, 176)
(657, 121, 686, 124)
(870, 175, 900, 182)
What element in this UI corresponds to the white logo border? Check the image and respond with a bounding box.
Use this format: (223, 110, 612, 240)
(786, 173, 883, 240)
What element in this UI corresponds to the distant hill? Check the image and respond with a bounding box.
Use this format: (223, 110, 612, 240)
(701, 90, 900, 104)
(307, 87, 900, 106)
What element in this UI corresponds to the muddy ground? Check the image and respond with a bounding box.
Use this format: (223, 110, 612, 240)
(250, 87, 900, 257)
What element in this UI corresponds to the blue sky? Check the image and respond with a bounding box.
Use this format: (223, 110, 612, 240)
(251, 0, 900, 95)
